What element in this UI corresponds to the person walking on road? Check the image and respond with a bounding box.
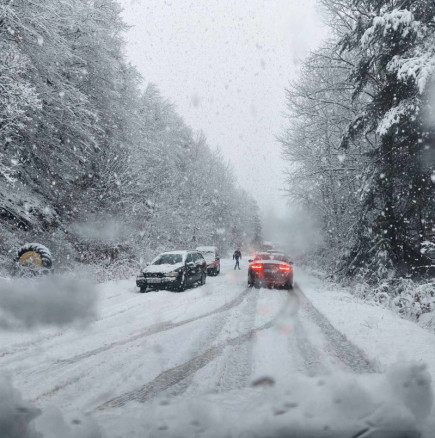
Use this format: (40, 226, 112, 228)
(233, 249, 242, 270)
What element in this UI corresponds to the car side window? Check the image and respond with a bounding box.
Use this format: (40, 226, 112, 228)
(192, 253, 200, 264)
(196, 253, 204, 264)
(186, 254, 194, 264)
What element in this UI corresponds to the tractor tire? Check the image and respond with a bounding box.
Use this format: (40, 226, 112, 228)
(16, 243, 52, 270)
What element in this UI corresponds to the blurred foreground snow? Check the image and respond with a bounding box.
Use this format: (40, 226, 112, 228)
(0, 275, 97, 329)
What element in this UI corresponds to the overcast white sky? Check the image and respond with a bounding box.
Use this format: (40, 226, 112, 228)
(118, 0, 327, 217)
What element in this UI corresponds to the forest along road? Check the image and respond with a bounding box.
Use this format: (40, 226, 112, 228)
(0, 259, 374, 415)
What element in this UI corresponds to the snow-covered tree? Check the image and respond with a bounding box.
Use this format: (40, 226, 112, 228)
(337, 0, 435, 277)
(282, 0, 435, 281)
(0, 0, 262, 270)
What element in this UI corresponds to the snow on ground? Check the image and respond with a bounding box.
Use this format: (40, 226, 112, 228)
(1, 259, 435, 437)
(297, 267, 435, 378)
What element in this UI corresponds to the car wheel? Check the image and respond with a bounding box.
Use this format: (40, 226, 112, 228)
(201, 272, 206, 285)
(285, 279, 293, 290)
(254, 280, 261, 289)
(248, 281, 253, 288)
(215, 266, 220, 275)
(139, 286, 147, 293)
(177, 275, 187, 292)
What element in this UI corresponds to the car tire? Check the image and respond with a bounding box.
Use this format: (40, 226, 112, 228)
(177, 275, 187, 292)
(254, 280, 261, 289)
(285, 279, 293, 290)
(215, 266, 220, 276)
(139, 286, 147, 293)
(201, 272, 206, 285)
(248, 281, 253, 288)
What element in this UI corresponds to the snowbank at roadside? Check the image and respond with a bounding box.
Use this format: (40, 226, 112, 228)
(296, 267, 435, 378)
(297, 265, 435, 435)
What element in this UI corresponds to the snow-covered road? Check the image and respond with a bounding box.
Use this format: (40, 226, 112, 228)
(1, 260, 372, 409)
(1, 259, 435, 437)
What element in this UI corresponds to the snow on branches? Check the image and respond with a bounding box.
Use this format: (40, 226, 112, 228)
(361, 9, 420, 48)
(283, 0, 435, 283)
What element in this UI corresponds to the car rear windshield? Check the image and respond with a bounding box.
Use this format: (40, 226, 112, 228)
(255, 254, 271, 260)
(153, 254, 183, 265)
(255, 254, 289, 262)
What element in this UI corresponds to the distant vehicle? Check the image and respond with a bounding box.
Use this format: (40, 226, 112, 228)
(196, 246, 220, 276)
(13, 243, 53, 277)
(136, 250, 207, 293)
(261, 241, 274, 252)
(248, 252, 293, 289)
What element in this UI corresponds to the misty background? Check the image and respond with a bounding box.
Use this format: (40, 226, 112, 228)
(119, 0, 327, 245)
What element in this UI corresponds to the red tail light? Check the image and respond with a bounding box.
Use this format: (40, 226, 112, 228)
(251, 264, 263, 270)
(278, 264, 291, 272)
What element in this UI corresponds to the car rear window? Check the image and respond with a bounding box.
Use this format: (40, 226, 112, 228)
(254, 254, 271, 260)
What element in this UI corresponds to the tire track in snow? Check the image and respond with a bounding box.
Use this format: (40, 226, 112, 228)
(215, 289, 260, 392)
(167, 288, 261, 398)
(19, 287, 252, 401)
(293, 315, 328, 375)
(95, 292, 292, 410)
(294, 285, 376, 374)
(0, 331, 65, 359)
(57, 288, 251, 367)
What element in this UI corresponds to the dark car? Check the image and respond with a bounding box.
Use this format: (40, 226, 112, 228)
(136, 250, 207, 293)
(248, 252, 293, 289)
(196, 246, 220, 276)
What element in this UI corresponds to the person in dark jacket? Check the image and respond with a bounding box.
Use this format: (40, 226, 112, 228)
(233, 249, 242, 270)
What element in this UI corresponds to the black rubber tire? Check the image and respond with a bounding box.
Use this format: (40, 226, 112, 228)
(248, 282, 253, 288)
(177, 276, 187, 292)
(201, 272, 207, 285)
(139, 286, 147, 293)
(215, 266, 220, 276)
(285, 279, 294, 290)
(254, 281, 261, 289)
(16, 243, 52, 270)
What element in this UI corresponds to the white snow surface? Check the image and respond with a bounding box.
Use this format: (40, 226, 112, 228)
(296, 267, 435, 378)
(18, 242, 52, 260)
(1, 260, 435, 437)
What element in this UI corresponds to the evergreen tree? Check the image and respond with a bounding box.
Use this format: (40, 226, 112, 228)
(338, 0, 435, 277)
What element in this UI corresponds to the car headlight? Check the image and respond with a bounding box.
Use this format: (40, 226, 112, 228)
(167, 271, 179, 277)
